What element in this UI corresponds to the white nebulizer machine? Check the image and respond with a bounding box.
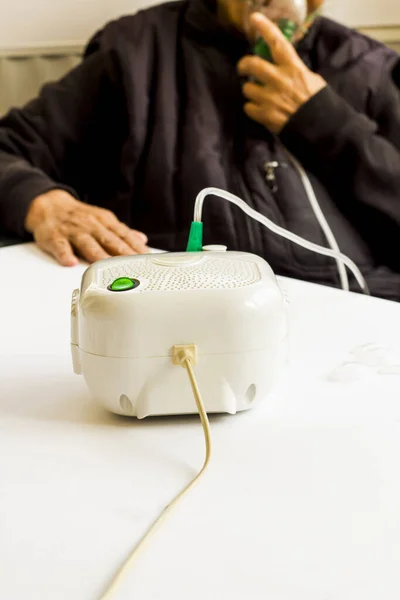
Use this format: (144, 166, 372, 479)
(71, 187, 367, 420)
(71, 249, 288, 418)
(69, 186, 367, 600)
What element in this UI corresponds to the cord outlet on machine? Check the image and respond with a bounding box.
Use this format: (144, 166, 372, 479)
(172, 344, 198, 366)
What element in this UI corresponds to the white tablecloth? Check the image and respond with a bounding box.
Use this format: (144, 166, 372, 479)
(1, 243, 400, 600)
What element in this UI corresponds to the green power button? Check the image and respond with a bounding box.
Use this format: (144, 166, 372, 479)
(108, 277, 140, 292)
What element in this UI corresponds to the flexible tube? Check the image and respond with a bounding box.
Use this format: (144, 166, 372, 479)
(193, 187, 369, 294)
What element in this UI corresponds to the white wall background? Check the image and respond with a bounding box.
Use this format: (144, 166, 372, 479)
(0, 0, 399, 49)
(325, 0, 400, 28)
(0, 0, 160, 49)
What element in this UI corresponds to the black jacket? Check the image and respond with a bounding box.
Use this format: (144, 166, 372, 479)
(0, 0, 400, 299)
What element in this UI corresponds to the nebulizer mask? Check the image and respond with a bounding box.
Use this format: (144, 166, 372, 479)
(243, 0, 308, 61)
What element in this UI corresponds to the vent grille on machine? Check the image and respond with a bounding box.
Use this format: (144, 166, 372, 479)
(100, 257, 261, 292)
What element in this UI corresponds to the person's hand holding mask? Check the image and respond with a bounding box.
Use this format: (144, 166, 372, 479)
(237, 11, 326, 134)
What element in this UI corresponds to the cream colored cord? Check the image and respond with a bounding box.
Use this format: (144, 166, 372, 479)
(99, 345, 211, 600)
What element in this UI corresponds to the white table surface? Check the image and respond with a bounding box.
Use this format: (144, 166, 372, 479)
(1, 243, 400, 600)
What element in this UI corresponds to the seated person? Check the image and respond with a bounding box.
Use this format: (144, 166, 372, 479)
(0, 0, 399, 300)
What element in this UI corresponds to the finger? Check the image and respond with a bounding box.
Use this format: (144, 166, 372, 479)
(41, 234, 79, 267)
(90, 223, 138, 257)
(71, 213, 136, 256)
(110, 222, 149, 253)
(238, 56, 278, 86)
(96, 208, 148, 246)
(249, 12, 301, 66)
(244, 102, 285, 133)
(242, 81, 269, 104)
(70, 233, 110, 263)
(244, 102, 267, 124)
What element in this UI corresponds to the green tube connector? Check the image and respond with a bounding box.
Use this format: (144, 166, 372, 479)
(186, 221, 204, 252)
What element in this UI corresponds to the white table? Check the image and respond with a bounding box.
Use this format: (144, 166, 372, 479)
(1, 243, 400, 600)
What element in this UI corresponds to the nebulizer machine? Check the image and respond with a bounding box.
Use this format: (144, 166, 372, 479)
(70, 2, 368, 596)
(71, 188, 367, 422)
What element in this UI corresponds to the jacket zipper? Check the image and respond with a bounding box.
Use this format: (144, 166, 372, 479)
(264, 160, 288, 194)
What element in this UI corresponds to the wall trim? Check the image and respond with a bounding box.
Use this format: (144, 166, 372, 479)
(358, 25, 400, 46)
(0, 42, 83, 58)
(0, 25, 399, 59)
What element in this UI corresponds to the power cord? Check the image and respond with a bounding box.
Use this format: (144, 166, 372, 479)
(190, 187, 369, 294)
(99, 344, 211, 599)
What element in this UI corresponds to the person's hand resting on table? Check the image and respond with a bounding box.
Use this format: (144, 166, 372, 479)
(237, 12, 326, 134)
(25, 190, 149, 266)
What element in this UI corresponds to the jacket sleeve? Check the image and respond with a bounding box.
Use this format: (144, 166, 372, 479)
(280, 72, 400, 266)
(392, 58, 400, 88)
(0, 34, 121, 237)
